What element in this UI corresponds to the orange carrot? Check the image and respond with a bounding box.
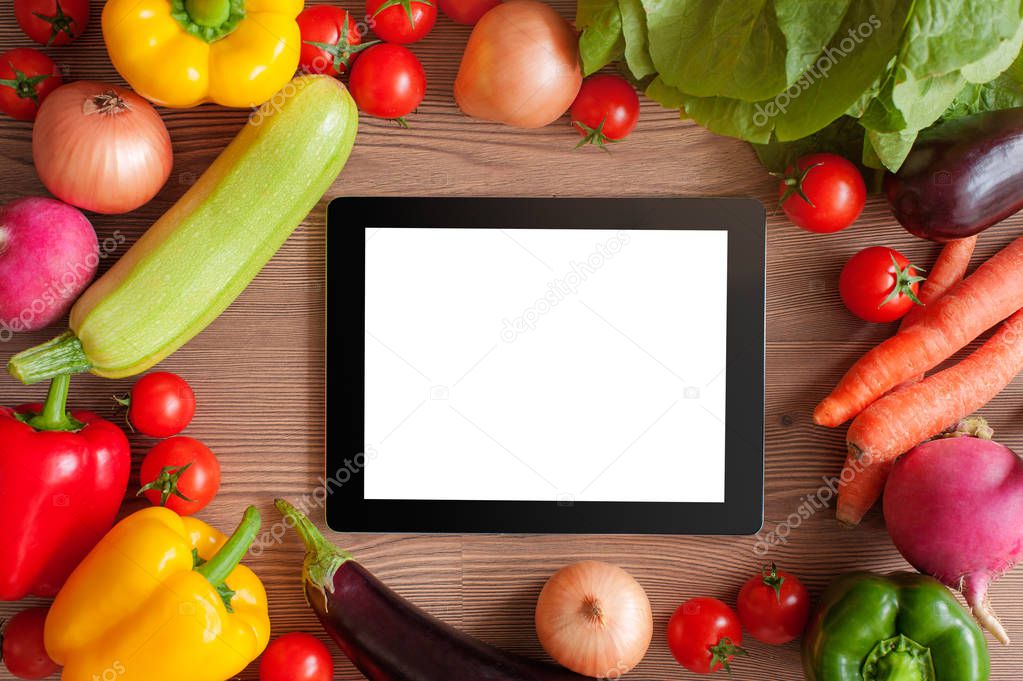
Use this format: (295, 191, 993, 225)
(847, 307, 1023, 466)
(892, 235, 978, 389)
(900, 235, 977, 330)
(815, 234, 1023, 427)
(836, 456, 893, 526)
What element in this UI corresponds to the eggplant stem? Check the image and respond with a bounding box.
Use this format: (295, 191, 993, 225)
(275, 498, 352, 597)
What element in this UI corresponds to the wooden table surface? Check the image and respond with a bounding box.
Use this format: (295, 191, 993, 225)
(3, 3, 1023, 679)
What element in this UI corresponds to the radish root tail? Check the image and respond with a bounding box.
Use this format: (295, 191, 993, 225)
(963, 573, 1011, 645)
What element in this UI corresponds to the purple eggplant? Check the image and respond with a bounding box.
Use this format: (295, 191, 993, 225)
(885, 107, 1023, 242)
(275, 499, 592, 681)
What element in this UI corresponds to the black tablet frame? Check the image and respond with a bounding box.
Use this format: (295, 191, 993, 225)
(325, 197, 765, 534)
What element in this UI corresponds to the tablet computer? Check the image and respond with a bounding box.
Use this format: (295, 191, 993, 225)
(326, 197, 765, 534)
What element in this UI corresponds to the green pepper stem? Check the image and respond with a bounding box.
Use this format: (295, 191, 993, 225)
(171, 0, 246, 43)
(26, 374, 83, 432)
(196, 506, 261, 588)
(862, 635, 935, 681)
(8, 331, 92, 385)
(275, 499, 352, 595)
(185, 0, 231, 26)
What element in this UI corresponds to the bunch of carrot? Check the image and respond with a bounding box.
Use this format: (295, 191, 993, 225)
(814, 234, 1023, 525)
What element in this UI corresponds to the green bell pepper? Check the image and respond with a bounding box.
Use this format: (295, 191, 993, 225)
(803, 572, 988, 681)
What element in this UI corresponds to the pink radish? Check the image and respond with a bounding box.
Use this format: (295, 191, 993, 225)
(0, 197, 98, 335)
(884, 431, 1023, 645)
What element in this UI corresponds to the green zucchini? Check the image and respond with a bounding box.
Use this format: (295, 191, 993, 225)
(9, 75, 358, 384)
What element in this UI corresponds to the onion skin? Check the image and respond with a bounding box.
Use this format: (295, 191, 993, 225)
(32, 82, 173, 215)
(535, 561, 653, 678)
(883, 435, 1023, 645)
(455, 0, 582, 128)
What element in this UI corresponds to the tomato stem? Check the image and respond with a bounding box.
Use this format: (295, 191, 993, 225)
(138, 461, 198, 506)
(775, 162, 823, 208)
(32, 0, 78, 46)
(0, 67, 52, 103)
(879, 255, 926, 309)
(708, 636, 747, 675)
(371, 0, 433, 29)
(762, 563, 784, 604)
(573, 117, 616, 152)
(303, 14, 381, 74)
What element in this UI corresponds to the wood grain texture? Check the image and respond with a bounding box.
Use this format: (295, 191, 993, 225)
(3, 2, 1023, 679)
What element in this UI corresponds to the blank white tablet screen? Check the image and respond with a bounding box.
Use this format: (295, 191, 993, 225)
(363, 228, 728, 503)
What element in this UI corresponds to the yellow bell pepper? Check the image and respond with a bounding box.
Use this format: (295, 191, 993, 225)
(45, 506, 270, 681)
(101, 0, 303, 108)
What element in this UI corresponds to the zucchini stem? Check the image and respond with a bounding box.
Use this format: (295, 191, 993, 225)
(7, 331, 92, 385)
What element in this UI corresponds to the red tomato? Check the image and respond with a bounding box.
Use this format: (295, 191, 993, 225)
(438, 0, 500, 24)
(839, 246, 924, 323)
(367, 0, 437, 43)
(348, 44, 426, 122)
(1, 608, 58, 680)
(778, 153, 866, 233)
(297, 6, 375, 76)
(0, 48, 62, 122)
(737, 564, 811, 645)
(259, 633, 334, 681)
(125, 371, 196, 438)
(14, 0, 89, 46)
(570, 74, 640, 148)
(667, 597, 745, 674)
(138, 436, 221, 516)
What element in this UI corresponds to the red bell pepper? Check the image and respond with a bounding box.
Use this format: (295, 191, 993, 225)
(0, 375, 130, 599)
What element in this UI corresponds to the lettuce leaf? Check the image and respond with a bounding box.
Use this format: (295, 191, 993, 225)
(577, 0, 625, 76)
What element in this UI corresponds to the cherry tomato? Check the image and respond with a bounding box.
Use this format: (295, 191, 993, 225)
(2, 608, 58, 680)
(0, 48, 62, 122)
(259, 633, 334, 681)
(138, 436, 221, 516)
(667, 597, 744, 675)
(298, 6, 376, 76)
(570, 74, 640, 148)
(124, 371, 196, 438)
(839, 246, 924, 323)
(778, 153, 866, 233)
(348, 43, 426, 122)
(737, 564, 811, 645)
(437, 0, 499, 24)
(367, 0, 437, 43)
(14, 0, 89, 46)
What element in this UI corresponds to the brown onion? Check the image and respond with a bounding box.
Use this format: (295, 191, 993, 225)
(535, 561, 653, 678)
(455, 0, 582, 128)
(33, 82, 172, 215)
